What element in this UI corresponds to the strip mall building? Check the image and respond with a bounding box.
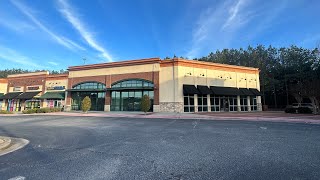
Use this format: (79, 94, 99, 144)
(0, 58, 262, 112)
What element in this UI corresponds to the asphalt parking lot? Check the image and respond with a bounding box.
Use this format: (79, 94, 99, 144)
(0, 115, 320, 180)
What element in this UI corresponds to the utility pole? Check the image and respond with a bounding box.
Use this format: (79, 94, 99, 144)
(83, 57, 87, 65)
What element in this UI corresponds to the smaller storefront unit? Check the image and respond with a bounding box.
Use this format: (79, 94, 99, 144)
(15, 91, 42, 110)
(39, 92, 65, 108)
(0, 92, 23, 111)
(182, 85, 261, 113)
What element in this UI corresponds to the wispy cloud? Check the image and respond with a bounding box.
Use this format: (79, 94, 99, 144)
(57, 0, 113, 62)
(48, 61, 59, 66)
(0, 46, 47, 69)
(0, 18, 35, 32)
(10, 0, 85, 51)
(222, 0, 249, 30)
(187, 0, 259, 58)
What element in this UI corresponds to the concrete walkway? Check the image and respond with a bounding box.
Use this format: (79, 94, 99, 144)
(0, 136, 11, 150)
(0, 136, 29, 156)
(2, 111, 317, 124)
(1, 110, 320, 124)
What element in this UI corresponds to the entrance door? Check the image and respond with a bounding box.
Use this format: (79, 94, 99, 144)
(220, 97, 229, 112)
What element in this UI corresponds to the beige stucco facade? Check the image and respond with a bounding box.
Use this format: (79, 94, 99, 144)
(159, 59, 261, 112)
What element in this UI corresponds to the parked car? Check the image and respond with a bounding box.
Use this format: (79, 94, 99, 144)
(286, 103, 314, 114)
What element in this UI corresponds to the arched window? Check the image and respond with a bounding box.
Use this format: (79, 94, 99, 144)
(72, 82, 106, 90)
(111, 79, 154, 88)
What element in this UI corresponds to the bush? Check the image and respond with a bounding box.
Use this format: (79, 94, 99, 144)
(22, 109, 37, 114)
(141, 94, 151, 114)
(0, 110, 13, 114)
(81, 96, 91, 112)
(285, 107, 296, 113)
(298, 107, 312, 114)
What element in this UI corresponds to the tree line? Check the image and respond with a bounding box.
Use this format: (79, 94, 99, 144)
(193, 45, 320, 110)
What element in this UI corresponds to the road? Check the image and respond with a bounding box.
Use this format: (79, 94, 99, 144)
(0, 115, 320, 180)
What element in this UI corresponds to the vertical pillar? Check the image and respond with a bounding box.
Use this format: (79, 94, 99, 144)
(207, 94, 211, 112)
(247, 96, 251, 112)
(257, 96, 262, 111)
(65, 91, 72, 111)
(194, 94, 198, 112)
(237, 95, 241, 112)
(104, 91, 111, 112)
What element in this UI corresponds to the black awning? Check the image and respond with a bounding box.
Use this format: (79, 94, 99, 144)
(249, 88, 262, 96)
(239, 88, 255, 96)
(0, 92, 22, 99)
(197, 85, 213, 95)
(16, 91, 41, 100)
(183, 85, 200, 95)
(210, 86, 241, 96)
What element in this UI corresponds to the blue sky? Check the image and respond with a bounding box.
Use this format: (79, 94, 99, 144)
(0, 0, 319, 70)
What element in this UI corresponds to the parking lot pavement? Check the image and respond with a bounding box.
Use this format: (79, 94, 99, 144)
(0, 115, 320, 179)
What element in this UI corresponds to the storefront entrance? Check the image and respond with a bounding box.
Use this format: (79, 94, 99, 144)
(111, 90, 154, 111)
(70, 82, 106, 111)
(110, 79, 154, 112)
(71, 92, 105, 111)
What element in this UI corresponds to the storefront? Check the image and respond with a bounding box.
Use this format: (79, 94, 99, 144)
(109, 79, 154, 111)
(16, 91, 42, 110)
(39, 92, 65, 108)
(0, 92, 22, 111)
(69, 82, 106, 111)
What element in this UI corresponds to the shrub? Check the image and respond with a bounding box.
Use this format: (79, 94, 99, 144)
(0, 110, 13, 114)
(141, 94, 151, 114)
(298, 107, 312, 114)
(81, 96, 91, 112)
(22, 109, 37, 114)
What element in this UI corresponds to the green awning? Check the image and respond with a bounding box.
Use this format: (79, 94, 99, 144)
(0, 93, 4, 98)
(39, 92, 65, 99)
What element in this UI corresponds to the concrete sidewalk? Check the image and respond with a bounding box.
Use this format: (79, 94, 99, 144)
(1, 110, 320, 124)
(0, 136, 11, 150)
(22, 111, 320, 124)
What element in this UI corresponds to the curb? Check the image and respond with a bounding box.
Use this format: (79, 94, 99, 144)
(0, 136, 12, 150)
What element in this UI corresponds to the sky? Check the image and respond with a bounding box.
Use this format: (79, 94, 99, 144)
(0, 0, 320, 70)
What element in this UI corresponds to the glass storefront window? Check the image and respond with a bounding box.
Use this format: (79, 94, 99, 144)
(250, 96, 257, 111)
(112, 79, 154, 88)
(71, 92, 105, 111)
(184, 95, 195, 112)
(210, 96, 220, 112)
(240, 96, 248, 111)
(198, 95, 208, 112)
(73, 82, 106, 90)
(111, 90, 153, 112)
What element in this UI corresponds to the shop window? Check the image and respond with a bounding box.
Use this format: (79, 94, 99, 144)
(250, 96, 258, 111)
(73, 82, 106, 90)
(198, 95, 208, 112)
(210, 96, 220, 112)
(240, 96, 248, 111)
(229, 96, 238, 112)
(184, 95, 195, 112)
(112, 79, 154, 88)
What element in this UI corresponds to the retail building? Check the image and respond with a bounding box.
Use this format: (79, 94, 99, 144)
(0, 58, 262, 112)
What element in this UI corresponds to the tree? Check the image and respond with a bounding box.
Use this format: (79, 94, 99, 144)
(81, 96, 91, 113)
(141, 94, 151, 114)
